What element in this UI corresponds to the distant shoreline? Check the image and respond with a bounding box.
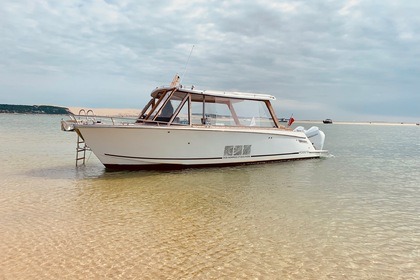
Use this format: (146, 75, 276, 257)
(296, 120, 419, 126)
(1, 104, 418, 126)
(0, 104, 70, 115)
(0, 104, 139, 117)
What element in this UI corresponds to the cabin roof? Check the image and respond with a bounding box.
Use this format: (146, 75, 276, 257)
(150, 86, 276, 101)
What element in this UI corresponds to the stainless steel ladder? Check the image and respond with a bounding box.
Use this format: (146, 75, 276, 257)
(76, 134, 89, 166)
(74, 108, 95, 166)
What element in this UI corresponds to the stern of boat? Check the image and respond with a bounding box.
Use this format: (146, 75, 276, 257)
(294, 125, 326, 151)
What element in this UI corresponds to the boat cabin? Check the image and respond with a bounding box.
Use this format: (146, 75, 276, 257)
(136, 87, 282, 129)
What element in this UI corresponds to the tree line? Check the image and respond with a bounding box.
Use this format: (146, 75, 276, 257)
(0, 104, 70, 114)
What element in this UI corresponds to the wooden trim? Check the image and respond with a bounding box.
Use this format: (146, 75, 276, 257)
(137, 98, 154, 121)
(146, 89, 171, 120)
(188, 95, 191, 125)
(150, 89, 175, 121)
(202, 95, 206, 124)
(265, 100, 280, 128)
(227, 101, 240, 125)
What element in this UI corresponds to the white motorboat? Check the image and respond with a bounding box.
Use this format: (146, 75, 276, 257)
(62, 76, 327, 169)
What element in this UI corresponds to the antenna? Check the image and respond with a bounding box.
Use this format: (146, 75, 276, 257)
(180, 45, 194, 85)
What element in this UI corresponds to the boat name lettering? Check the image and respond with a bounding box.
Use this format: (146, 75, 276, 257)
(223, 145, 252, 158)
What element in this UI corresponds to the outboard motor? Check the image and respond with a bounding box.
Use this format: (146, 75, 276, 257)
(294, 126, 325, 150)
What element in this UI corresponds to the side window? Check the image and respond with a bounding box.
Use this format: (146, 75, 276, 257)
(205, 98, 235, 126)
(150, 93, 171, 120)
(154, 90, 186, 123)
(191, 101, 204, 125)
(233, 100, 276, 127)
(172, 98, 190, 125)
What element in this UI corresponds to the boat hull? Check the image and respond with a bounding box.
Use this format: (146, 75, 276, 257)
(76, 125, 326, 169)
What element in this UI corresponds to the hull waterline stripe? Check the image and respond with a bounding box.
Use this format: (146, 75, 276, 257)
(104, 153, 222, 161)
(251, 152, 299, 158)
(104, 152, 301, 161)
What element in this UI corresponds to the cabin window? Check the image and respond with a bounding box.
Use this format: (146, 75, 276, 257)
(191, 96, 204, 125)
(232, 99, 276, 127)
(143, 90, 277, 127)
(170, 92, 189, 125)
(204, 97, 237, 126)
(193, 95, 276, 128)
(172, 100, 189, 125)
(149, 91, 173, 121)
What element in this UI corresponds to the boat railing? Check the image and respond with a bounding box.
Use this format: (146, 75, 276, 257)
(61, 109, 190, 131)
(62, 109, 293, 132)
(61, 110, 134, 131)
(72, 109, 139, 126)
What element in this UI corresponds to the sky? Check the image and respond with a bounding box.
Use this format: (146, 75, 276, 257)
(1, 0, 419, 122)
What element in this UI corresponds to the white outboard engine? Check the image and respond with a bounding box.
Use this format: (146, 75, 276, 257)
(294, 126, 325, 150)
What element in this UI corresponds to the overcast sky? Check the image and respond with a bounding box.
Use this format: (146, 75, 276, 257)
(1, 0, 419, 122)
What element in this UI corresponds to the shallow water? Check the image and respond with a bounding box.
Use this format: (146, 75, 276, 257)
(1, 114, 419, 279)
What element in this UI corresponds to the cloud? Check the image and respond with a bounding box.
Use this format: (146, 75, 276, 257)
(338, 0, 360, 16)
(0, 0, 419, 122)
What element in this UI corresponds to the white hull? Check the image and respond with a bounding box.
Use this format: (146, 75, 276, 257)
(76, 125, 326, 169)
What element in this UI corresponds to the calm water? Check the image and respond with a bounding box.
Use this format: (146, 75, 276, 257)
(0, 114, 419, 279)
